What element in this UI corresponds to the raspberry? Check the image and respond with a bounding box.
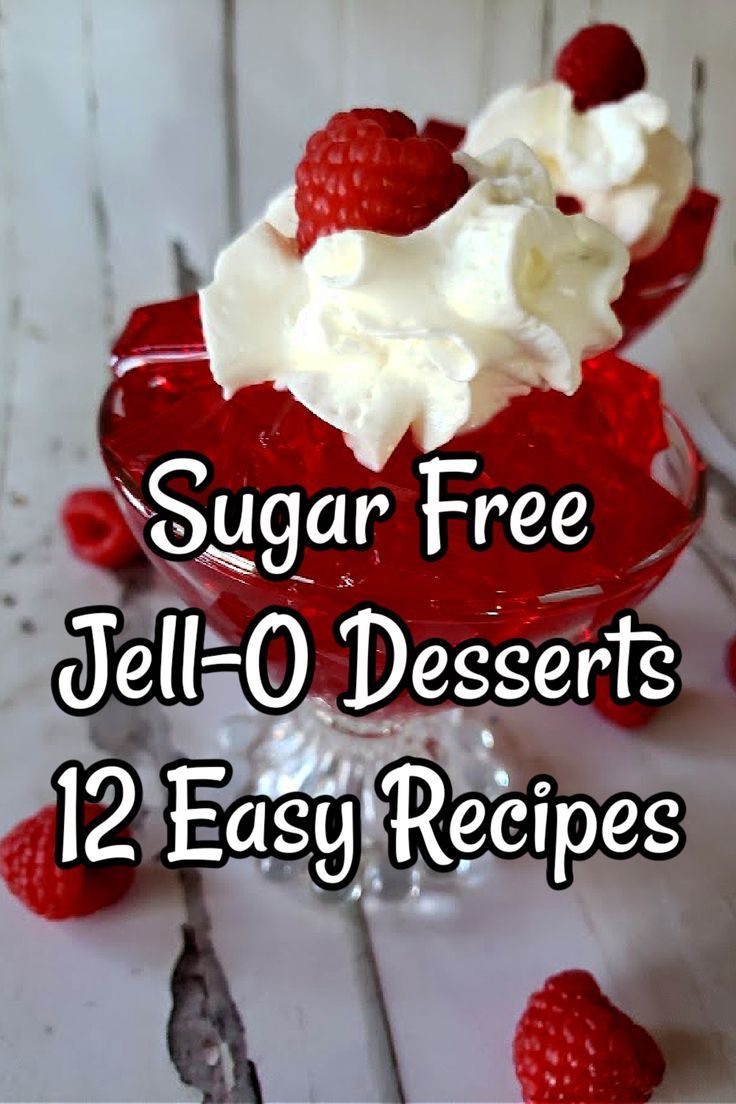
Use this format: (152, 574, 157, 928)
(593, 678, 658, 729)
(555, 194, 582, 216)
(295, 107, 469, 253)
(554, 24, 647, 111)
(62, 487, 142, 569)
(727, 635, 736, 690)
(0, 804, 135, 920)
(514, 969, 665, 1103)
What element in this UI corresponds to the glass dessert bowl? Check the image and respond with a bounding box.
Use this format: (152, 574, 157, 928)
(609, 187, 718, 348)
(422, 23, 719, 349)
(427, 126, 717, 350)
(100, 94, 708, 896)
(99, 296, 705, 897)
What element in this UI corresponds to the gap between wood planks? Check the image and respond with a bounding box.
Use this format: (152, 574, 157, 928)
(90, 564, 405, 1103)
(0, 0, 21, 511)
(689, 55, 707, 186)
(81, 0, 115, 337)
(354, 904, 407, 1104)
(221, 0, 242, 239)
(88, 567, 261, 1104)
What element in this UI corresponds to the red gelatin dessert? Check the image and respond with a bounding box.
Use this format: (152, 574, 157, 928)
(422, 23, 718, 347)
(613, 186, 719, 348)
(99, 101, 707, 899)
(424, 113, 717, 347)
(100, 296, 703, 706)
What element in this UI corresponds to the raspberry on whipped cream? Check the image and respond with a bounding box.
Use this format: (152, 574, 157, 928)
(201, 133, 627, 471)
(463, 82, 693, 260)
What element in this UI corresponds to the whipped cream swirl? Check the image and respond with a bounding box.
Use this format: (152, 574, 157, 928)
(200, 140, 627, 471)
(464, 83, 693, 259)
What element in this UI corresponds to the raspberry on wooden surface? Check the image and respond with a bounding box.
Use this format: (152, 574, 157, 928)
(0, 804, 135, 921)
(62, 487, 143, 569)
(514, 969, 665, 1103)
(593, 678, 659, 730)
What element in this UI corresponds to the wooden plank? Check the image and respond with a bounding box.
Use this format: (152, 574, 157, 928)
(169, 660, 402, 1103)
(88, 0, 231, 333)
(363, 545, 736, 1102)
(1, 4, 398, 1098)
(0, 2, 19, 505)
(479, 0, 548, 98)
(0, 0, 109, 546)
(344, 0, 486, 125)
(0, 3, 195, 1099)
(0, 865, 199, 1104)
(204, 865, 401, 1102)
(544, 0, 592, 62)
(235, 0, 345, 225)
(652, 0, 736, 441)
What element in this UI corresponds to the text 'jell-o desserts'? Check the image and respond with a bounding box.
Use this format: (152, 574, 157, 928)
(100, 107, 704, 710)
(424, 24, 719, 347)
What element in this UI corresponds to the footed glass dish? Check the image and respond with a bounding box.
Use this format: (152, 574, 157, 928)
(613, 187, 719, 349)
(99, 298, 705, 898)
(420, 119, 718, 349)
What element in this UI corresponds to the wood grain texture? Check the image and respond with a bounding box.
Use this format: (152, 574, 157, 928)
(88, 0, 231, 332)
(168, 663, 403, 1103)
(364, 548, 736, 1102)
(0, 4, 195, 1100)
(0, 1, 735, 1100)
(479, 0, 548, 96)
(235, 0, 345, 225)
(0, 0, 19, 505)
(203, 866, 402, 1102)
(344, 0, 486, 122)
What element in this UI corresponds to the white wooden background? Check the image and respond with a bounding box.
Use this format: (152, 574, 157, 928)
(1, 2, 736, 1102)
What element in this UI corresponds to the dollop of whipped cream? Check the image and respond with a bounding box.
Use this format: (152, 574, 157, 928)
(200, 139, 627, 471)
(464, 83, 693, 259)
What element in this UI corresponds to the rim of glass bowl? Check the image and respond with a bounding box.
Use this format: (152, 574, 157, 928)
(635, 265, 703, 300)
(101, 378, 706, 618)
